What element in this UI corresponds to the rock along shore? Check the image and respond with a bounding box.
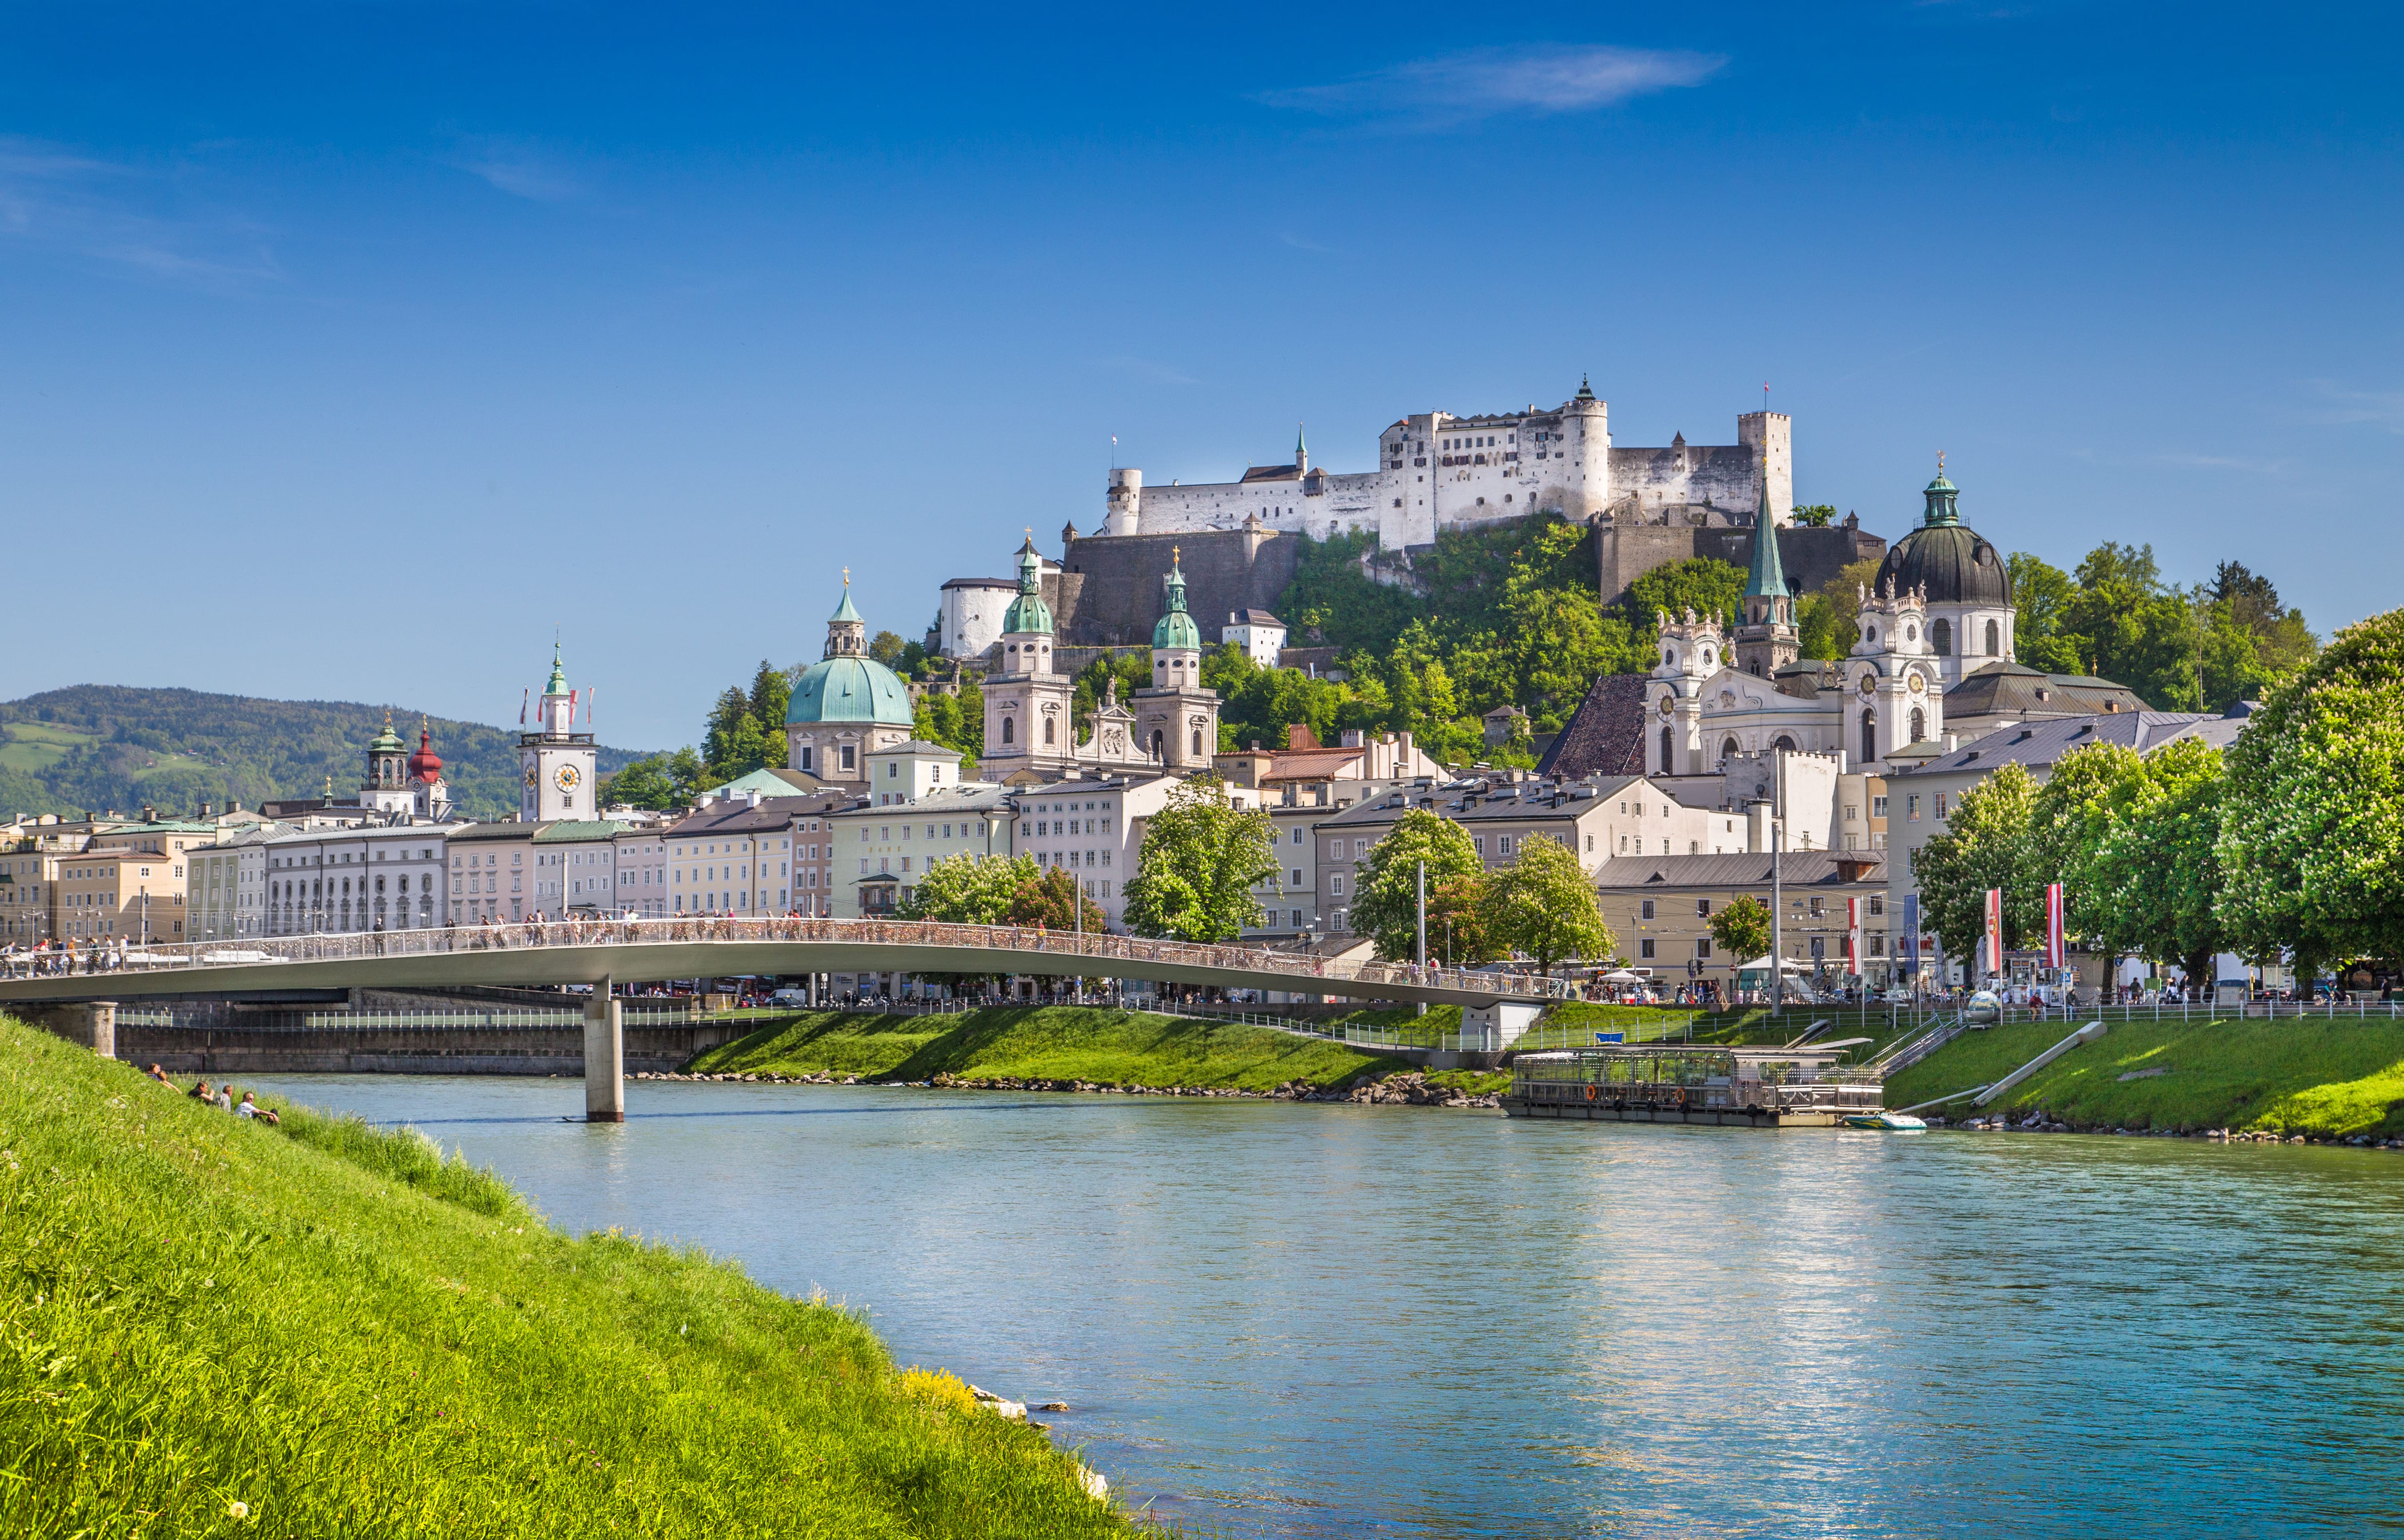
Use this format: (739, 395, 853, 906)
(633, 1068, 1502, 1110)
(1936, 1110, 2404, 1149)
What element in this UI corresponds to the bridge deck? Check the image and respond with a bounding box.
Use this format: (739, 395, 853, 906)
(0, 916, 1566, 1008)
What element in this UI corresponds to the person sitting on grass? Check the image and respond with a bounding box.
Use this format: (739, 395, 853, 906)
(235, 1091, 279, 1126)
(215, 1084, 235, 1113)
(146, 1063, 173, 1087)
(188, 1078, 214, 1103)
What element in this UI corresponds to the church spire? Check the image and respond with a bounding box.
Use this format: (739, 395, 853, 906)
(544, 640, 567, 698)
(1922, 453, 1961, 527)
(1744, 472, 1788, 601)
(1295, 423, 1308, 473)
(824, 569, 869, 658)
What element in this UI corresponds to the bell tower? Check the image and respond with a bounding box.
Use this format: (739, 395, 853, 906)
(1133, 549, 1221, 771)
(979, 535, 1076, 780)
(1733, 464, 1800, 678)
(519, 642, 598, 821)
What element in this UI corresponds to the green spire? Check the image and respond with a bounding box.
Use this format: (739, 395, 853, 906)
(829, 575, 862, 624)
(368, 708, 404, 754)
(1745, 473, 1788, 600)
(1922, 453, 1961, 527)
(1295, 422, 1308, 468)
(1002, 532, 1054, 635)
(1575, 373, 1596, 402)
(544, 640, 567, 697)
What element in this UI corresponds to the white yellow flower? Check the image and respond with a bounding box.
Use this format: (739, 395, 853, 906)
(226, 1498, 251, 1519)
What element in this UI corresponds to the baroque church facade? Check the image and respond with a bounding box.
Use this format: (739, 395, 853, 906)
(1645, 468, 2031, 778)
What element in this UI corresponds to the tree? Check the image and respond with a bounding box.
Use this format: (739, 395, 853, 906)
(747, 659, 793, 732)
(1798, 556, 1885, 661)
(1790, 503, 1838, 528)
(1002, 865, 1109, 932)
(1488, 834, 1614, 974)
(1425, 874, 1499, 966)
(602, 752, 692, 812)
(2217, 607, 2404, 986)
(2007, 552, 2082, 675)
(2092, 735, 2226, 987)
(1708, 893, 1773, 962)
(1349, 809, 1486, 962)
(901, 852, 1038, 925)
(2027, 740, 2147, 964)
(1910, 762, 2042, 964)
(702, 686, 755, 776)
(1121, 778, 1279, 943)
(869, 631, 909, 667)
(1624, 557, 1747, 635)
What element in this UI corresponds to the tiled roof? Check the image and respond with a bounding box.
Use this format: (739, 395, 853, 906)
(1943, 661, 2146, 719)
(1536, 674, 1649, 780)
(1888, 709, 2243, 779)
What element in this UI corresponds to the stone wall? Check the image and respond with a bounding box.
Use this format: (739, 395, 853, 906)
(1597, 523, 1888, 610)
(1047, 525, 1301, 648)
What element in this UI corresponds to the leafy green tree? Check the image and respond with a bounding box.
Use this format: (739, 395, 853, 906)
(1910, 762, 2043, 964)
(1624, 557, 1747, 634)
(1790, 503, 1838, 528)
(1489, 834, 1614, 974)
(2091, 735, 2227, 986)
(1708, 893, 1773, 962)
(868, 631, 909, 667)
(1076, 651, 1154, 744)
(2060, 579, 2202, 708)
(2217, 608, 2404, 987)
(2007, 552, 2081, 675)
(2076, 541, 2163, 593)
(900, 852, 1037, 925)
(601, 753, 682, 812)
(912, 677, 984, 759)
(1349, 810, 1485, 962)
(1121, 778, 1279, 942)
(2026, 740, 2147, 965)
(1425, 874, 1499, 966)
(1001, 865, 1109, 932)
(1796, 557, 1885, 662)
(747, 659, 793, 732)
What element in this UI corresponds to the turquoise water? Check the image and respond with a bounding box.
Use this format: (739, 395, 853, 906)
(243, 1074, 2404, 1537)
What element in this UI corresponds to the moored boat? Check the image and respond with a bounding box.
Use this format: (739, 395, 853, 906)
(1842, 1110, 1928, 1131)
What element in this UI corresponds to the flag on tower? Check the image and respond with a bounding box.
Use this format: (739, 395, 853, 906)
(585, 688, 595, 725)
(519, 688, 528, 726)
(568, 689, 578, 722)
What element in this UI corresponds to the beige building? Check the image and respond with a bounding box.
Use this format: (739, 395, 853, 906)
(1595, 851, 1890, 990)
(53, 821, 213, 945)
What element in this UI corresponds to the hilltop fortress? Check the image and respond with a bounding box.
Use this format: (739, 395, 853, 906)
(936, 379, 1883, 658)
(1106, 378, 1793, 551)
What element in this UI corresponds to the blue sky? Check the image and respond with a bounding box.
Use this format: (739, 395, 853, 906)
(3, 3, 2396, 752)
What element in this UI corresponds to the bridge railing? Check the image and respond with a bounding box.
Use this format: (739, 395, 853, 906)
(0, 916, 1572, 1002)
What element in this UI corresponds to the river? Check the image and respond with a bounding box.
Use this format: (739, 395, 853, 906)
(242, 1074, 2404, 1538)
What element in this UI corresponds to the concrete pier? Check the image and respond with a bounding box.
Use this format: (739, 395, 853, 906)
(32, 1000, 116, 1058)
(584, 981, 623, 1123)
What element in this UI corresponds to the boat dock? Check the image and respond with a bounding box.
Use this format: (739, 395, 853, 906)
(1503, 1045, 1885, 1128)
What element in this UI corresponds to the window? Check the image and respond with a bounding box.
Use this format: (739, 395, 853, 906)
(1908, 795, 1922, 822)
(1641, 900, 1654, 919)
(1933, 618, 1952, 656)
(1696, 899, 1711, 917)
(1639, 939, 1656, 959)
(1869, 896, 1885, 916)
(1872, 795, 1888, 818)
(1696, 939, 1713, 960)
(1329, 875, 1344, 896)
(1935, 792, 1950, 819)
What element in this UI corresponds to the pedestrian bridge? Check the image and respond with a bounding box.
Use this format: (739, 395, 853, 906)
(0, 915, 1561, 1011)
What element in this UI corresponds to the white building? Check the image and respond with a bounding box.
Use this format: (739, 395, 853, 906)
(830, 781, 1014, 918)
(938, 576, 1022, 661)
(263, 823, 451, 935)
(1221, 608, 1287, 667)
(188, 822, 296, 941)
(666, 796, 810, 916)
(1105, 381, 1792, 552)
(520, 645, 600, 822)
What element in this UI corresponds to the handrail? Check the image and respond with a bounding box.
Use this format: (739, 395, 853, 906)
(0, 916, 1572, 1002)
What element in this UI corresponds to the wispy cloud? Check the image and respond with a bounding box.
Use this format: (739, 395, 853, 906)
(2298, 380, 2404, 433)
(1279, 231, 1335, 254)
(1095, 355, 1200, 386)
(0, 137, 282, 284)
(2149, 451, 2291, 474)
(1259, 44, 1724, 128)
(448, 135, 585, 202)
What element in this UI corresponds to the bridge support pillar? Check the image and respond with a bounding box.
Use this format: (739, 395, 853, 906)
(30, 1001, 116, 1059)
(584, 980, 623, 1123)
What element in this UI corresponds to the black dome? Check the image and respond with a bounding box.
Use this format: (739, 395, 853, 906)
(1876, 522, 2011, 607)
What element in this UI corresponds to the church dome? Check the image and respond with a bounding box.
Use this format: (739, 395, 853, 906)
(1002, 536, 1054, 635)
(1874, 469, 2012, 607)
(787, 655, 914, 727)
(1152, 549, 1202, 651)
(407, 723, 444, 784)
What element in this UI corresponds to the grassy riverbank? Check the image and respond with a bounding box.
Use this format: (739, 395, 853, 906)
(0, 1017, 1135, 1537)
(688, 1006, 1412, 1089)
(1885, 1016, 2404, 1137)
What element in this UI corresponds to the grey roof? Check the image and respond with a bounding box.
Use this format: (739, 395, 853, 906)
(1535, 674, 1649, 780)
(940, 576, 1019, 591)
(1943, 661, 2146, 720)
(1316, 774, 1648, 830)
(666, 796, 847, 837)
(1887, 709, 2244, 780)
(1225, 609, 1284, 627)
(1595, 851, 1887, 889)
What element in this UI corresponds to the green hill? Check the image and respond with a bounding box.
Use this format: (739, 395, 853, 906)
(0, 1017, 1129, 1536)
(0, 686, 652, 822)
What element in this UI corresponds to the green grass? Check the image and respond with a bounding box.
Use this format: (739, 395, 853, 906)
(0, 1017, 1138, 1537)
(0, 721, 95, 772)
(1884, 1016, 2404, 1137)
(690, 1006, 1414, 1089)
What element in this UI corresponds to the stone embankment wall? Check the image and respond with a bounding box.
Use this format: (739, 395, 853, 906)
(113, 1018, 746, 1076)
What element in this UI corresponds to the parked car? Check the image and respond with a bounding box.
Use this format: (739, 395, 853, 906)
(768, 988, 811, 1009)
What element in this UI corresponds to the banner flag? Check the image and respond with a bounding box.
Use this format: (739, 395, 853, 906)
(1900, 895, 1920, 971)
(1847, 897, 1862, 977)
(519, 688, 528, 726)
(2046, 882, 2066, 970)
(1983, 888, 2003, 978)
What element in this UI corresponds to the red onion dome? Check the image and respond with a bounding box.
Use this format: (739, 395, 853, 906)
(408, 725, 444, 784)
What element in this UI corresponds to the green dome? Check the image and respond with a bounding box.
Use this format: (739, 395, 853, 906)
(1002, 536, 1053, 635)
(1152, 550, 1202, 650)
(786, 655, 914, 727)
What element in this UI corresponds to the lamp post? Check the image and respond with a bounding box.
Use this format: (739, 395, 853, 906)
(1414, 858, 1427, 1016)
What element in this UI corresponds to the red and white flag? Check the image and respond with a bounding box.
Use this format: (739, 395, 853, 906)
(2045, 882, 2066, 970)
(1983, 888, 2004, 978)
(568, 689, 578, 722)
(1847, 897, 1863, 977)
(519, 688, 528, 726)
(585, 687, 595, 725)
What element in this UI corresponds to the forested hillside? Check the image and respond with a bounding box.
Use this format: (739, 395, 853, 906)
(0, 686, 649, 821)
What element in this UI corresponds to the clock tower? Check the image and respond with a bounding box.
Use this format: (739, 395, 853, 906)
(520, 643, 599, 822)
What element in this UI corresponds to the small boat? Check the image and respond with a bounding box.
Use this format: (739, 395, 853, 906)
(1843, 1111, 1928, 1131)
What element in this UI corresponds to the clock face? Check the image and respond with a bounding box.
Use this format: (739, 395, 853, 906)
(523, 764, 539, 787)
(554, 764, 582, 792)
